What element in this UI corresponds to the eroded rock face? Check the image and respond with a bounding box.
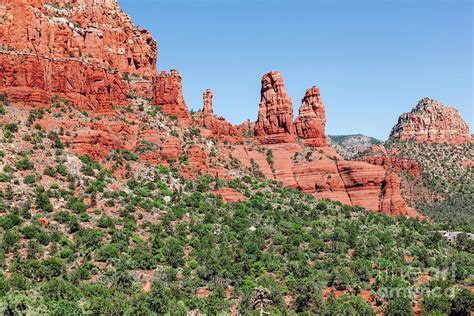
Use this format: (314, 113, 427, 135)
(203, 88, 213, 114)
(337, 161, 386, 211)
(379, 173, 422, 218)
(390, 98, 471, 144)
(233, 143, 416, 216)
(362, 145, 421, 177)
(153, 70, 191, 123)
(213, 187, 248, 203)
(195, 88, 241, 143)
(0, 0, 157, 110)
(1, 0, 420, 219)
(254, 71, 296, 144)
(295, 86, 326, 147)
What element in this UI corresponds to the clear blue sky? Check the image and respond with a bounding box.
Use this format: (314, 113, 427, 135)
(118, 0, 472, 140)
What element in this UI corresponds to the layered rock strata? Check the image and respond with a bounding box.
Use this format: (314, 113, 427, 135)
(295, 86, 327, 147)
(254, 71, 296, 144)
(390, 98, 471, 144)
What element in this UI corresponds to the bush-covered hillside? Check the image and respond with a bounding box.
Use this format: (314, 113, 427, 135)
(328, 135, 381, 159)
(385, 140, 474, 233)
(0, 100, 472, 315)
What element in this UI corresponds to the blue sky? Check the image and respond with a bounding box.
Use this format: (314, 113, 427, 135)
(118, 0, 472, 140)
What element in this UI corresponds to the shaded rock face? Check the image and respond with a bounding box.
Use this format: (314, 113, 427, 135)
(0, 0, 157, 110)
(328, 134, 381, 159)
(390, 98, 471, 144)
(379, 173, 422, 218)
(295, 86, 326, 147)
(254, 71, 296, 144)
(153, 70, 191, 123)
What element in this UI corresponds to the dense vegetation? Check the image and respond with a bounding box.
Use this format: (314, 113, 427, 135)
(386, 140, 474, 233)
(0, 97, 472, 314)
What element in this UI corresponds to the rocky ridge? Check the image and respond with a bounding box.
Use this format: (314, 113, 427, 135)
(328, 134, 381, 159)
(0, 1, 427, 218)
(390, 97, 471, 144)
(0, 0, 157, 110)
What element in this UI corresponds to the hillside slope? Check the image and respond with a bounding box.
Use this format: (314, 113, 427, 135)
(0, 98, 471, 314)
(328, 134, 381, 159)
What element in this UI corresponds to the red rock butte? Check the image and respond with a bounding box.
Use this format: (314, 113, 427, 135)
(0, 0, 157, 110)
(390, 98, 471, 144)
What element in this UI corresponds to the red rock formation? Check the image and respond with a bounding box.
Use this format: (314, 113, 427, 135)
(203, 88, 213, 114)
(214, 187, 248, 203)
(195, 88, 241, 143)
(379, 173, 423, 218)
(188, 145, 206, 170)
(160, 137, 183, 162)
(0, 0, 420, 219)
(295, 86, 326, 147)
(390, 98, 471, 144)
(153, 70, 191, 123)
(362, 145, 421, 177)
(337, 161, 386, 211)
(363, 155, 421, 177)
(233, 143, 416, 216)
(254, 71, 296, 144)
(0, 0, 157, 110)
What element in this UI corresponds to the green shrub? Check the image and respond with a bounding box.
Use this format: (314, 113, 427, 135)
(16, 157, 34, 170)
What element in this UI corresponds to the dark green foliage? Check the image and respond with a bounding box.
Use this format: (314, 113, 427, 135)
(35, 186, 53, 213)
(383, 297, 413, 315)
(16, 157, 34, 170)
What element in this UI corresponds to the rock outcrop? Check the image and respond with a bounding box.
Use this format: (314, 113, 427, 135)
(295, 86, 326, 147)
(213, 187, 248, 203)
(203, 88, 213, 114)
(153, 70, 191, 123)
(361, 145, 421, 177)
(0, 0, 157, 110)
(195, 88, 241, 143)
(379, 173, 422, 218)
(232, 143, 416, 216)
(0, 0, 421, 219)
(390, 98, 471, 144)
(254, 71, 296, 144)
(337, 161, 386, 211)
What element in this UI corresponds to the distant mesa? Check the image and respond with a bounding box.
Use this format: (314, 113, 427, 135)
(389, 97, 471, 144)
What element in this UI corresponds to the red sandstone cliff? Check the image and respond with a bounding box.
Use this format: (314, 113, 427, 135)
(254, 71, 296, 144)
(194, 88, 241, 143)
(379, 173, 421, 218)
(295, 86, 326, 147)
(390, 98, 471, 144)
(153, 70, 191, 123)
(0, 0, 157, 110)
(0, 1, 420, 218)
